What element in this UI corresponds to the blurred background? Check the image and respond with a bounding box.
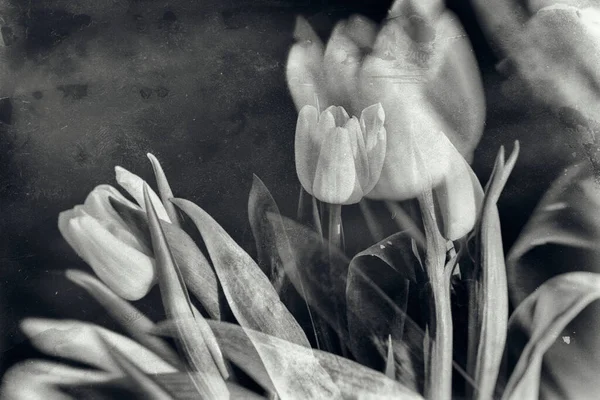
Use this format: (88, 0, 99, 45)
(0, 0, 579, 376)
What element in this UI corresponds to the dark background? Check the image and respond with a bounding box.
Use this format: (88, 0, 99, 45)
(0, 0, 578, 376)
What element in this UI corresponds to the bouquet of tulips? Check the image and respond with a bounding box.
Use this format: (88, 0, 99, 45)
(4, 0, 600, 399)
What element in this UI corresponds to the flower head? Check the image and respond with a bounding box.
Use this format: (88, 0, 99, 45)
(58, 165, 171, 300)
(286, 0, 485, 200)
(295, 103, 386, 204)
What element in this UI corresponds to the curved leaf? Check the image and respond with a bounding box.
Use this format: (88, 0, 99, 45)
(110, 197, 220, 319)
(502, 272, 600, 400)
(507, 162, 600, 399)
(265, 211, 350, 340)
(346, 231, 425, 392)
(97, 332, 175, 400)
(172, 198, 310, 347)
(248, 174, 286, 292)
(469, 142, 518, 400)
(154, 319, 424, 400)
(66, 269, 181, 368)
(144, 187, 229, 399)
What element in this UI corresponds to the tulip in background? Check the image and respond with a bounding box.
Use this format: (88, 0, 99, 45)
(287, 0, 485, 240)
(287, 0, 485, 199)
(295, 103, 386, 205)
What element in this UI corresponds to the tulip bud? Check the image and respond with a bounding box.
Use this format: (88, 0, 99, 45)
(295, 103, 386, 204)
(58, 168, 171, 301)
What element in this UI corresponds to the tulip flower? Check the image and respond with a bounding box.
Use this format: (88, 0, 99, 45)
(286, 0, 485, 201)
(58, 166, 171, 301)
(472, 1, 600, 174)
(295, 103, 386, 205)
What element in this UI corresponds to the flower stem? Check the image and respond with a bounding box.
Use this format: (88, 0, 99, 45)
(328, 203, 342, 250)
(418, 192, 453, 400)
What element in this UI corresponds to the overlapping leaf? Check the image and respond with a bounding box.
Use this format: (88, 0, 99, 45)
(346, 231, 425, 392)
(155, 319, 424, 400)
(502, 272, 600, 400)
(172, 198, 310, 347)
(144, 187, 229, 399)
(507, 161, 600, 399)
(468, 142, 519, 400)
(110, 197, 220, 319)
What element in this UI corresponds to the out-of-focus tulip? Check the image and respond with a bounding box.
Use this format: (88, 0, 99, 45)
(287, 0, 485, 200)
(473, 1, 600, 157)
(58, 167, 171, 301)
(295, 103, 386, 204)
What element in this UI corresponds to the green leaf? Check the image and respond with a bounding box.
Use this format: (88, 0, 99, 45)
(502, 272, 600, 400)
(265, 212, 350, 340)
(346, 231, 424, 392)
(66, 269, 181, 368)
(154, 319, 424, 400)
(507, 162, 600, 399)
(97, 331, 175, 400)
(469, 142, 519, 400)
(172, 198, 310, 348)
(153, 374, 267, 400)
(110, 196, 220, 319)
(144, 186, 229, 399)
(147, 153, 181, 227)
(248, 175, 287, 292)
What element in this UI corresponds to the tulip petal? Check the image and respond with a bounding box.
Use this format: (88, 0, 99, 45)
(286, 16, 329, 111)
(433, 137, 484, 240)
(295, 105, 320, 195)
(345, 116, 369, 192)
(424, 12, 485, 161)
(83, 184, 138, 225)
(109, 197, 221, 319)
(115, 166, 171, 223)
(313, 127, 361, 204)
(61, 211, 156, 301)
(323, 105, 350, 126)
(323, 20, 362, 109)
(359, 103, 387, 193)
(344, 14, 378, 50)
(21, 318, 177, 374)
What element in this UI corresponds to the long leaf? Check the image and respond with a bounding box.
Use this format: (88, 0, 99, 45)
(154, 319, 425, 400)
(0, 360, 117, 400)
(110, 196, 220, 319)
(469, 142, 518, 400)
(21, 318, 176, 374)
(147, 153, 181, 227)
(502, 272, 600, 400)
(144, 187, 229, 399)
(265, 211, 350, 340)
(172, 198, 310, 347)
(97, 332, 175, 400)
(248, 174, 288, 292)
(66, 269, 181, 368)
